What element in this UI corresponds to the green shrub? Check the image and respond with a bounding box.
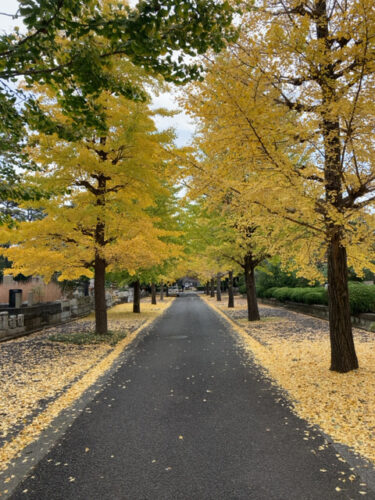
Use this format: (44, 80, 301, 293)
(261, 283, 375, 314)
(288, 287, 313, 303)
(348, 283, 375, 315)
(302, 290, 328, 305)
(255, 261, 310, 291)
(262, 287, 278, 298)
(264, 286, 327, 305)
(272, 287, 294, 302)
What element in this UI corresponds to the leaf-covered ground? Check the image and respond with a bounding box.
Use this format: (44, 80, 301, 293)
(0, 298, 173, 469)
(204, 295, 375, 467)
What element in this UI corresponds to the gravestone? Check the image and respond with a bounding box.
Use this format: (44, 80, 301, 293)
(9, 289, 22, 308)
(17, 314, 24, 327)
(9, 315, 17, 328)
(0, 312, 8, 330)
(28, 291, 34, 306)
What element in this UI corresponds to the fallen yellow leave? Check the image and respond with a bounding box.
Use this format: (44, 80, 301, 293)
(204, 297, 375, 465)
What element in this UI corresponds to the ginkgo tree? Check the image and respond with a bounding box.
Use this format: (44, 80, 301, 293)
(181, 0, 375, 373)
(177, 130, 275, 319)
(1, 83, 179, 334)
(0, 0, 237, 225)
(185, 193, 271, 319)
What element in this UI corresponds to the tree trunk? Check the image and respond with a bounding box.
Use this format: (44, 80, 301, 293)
(316, 0, 358, 373)
(93, 173, 108, 334)
(216, 274, 222, 301)
(327, 233, 358, 372)
(166, 286, 169, 297)
(94, 253, 108, 334)
(160, 282, 164, 301)
(151, 282, 157, 305)
(322, 121, 359, 371)
(210, 278, 215, 297)
(133, 280, 141, 313)
(244, 254, 260, 321)
(228, 270, 234, 308)
(206, 281, 210, 295)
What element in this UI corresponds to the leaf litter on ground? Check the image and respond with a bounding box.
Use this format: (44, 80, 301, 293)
(205, 296, 375, 466)
(0, 298, 173, 478)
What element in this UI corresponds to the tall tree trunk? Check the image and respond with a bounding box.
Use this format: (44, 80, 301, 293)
(327, 233, 358, 372)
(206, 281, 210, 295)
(216, 274, 222, 301)
(316, 0, 358, 372)
(210, 278, 215, 297)
(160, 282, 164, 301)
(133, 280, 141, 313)
(322, 118, 358, 371)
(151, 282, 157, 305)
(228, 270, 234, 308)
(244, 254, 260, 321)
(94, 253, 108, 334)
(93, 173, 108, 335)
(166, 286, 169, 297)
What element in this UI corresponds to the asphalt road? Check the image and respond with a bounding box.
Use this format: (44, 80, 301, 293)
(10, 294, 375, 499)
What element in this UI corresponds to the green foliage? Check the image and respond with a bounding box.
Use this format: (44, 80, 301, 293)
(238, 275, 246, 294)
(256, 261, 310, 297)
(263, 283, 375, 314)
(302, 290, 328, 305)
(0, 1, 236, 218)
(48, 329, 127, 346)
(1, 1, 236, 130)
(348, 283, 375, 315)
(265, 286, 327, 304)
(262, 286, 278, 298)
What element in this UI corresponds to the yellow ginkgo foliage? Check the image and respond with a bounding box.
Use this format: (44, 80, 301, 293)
(3, 89, 180, 334)
(182, 0, 375, 372)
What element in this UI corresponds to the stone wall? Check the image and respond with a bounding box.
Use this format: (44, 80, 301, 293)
(0, 289, 133, 342)
(259, 298, 375, 332)
(0, 296, 94, 342)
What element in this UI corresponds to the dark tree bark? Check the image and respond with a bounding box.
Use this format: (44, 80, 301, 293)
(93, 172, 108, 335)
(151, 282, 157, 305)
(327, 233, 358, 372)
(160, 282, 164, 301)
(216, 274, 222, 301)
(206, 281, 210, 295)
(133, 280, 141, 313)
(244, 254, 260, 321)
(228, 270, 234, 308)
(94, 253, 108, 334)
(166, 286, 169, 297)
(317, 0, 358, 372)
(210, 278, 215, 297)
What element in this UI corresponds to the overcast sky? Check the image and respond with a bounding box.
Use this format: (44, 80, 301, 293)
(0, 0, 196, 147)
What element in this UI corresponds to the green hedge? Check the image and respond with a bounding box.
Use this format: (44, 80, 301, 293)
(260, 283, 375, 314)
(348, 283, 375, 314)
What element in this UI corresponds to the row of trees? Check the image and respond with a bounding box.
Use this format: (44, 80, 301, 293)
(0, 1, 236, 333)
(179, 0, 375, 373)
(2, 1, 375, 374)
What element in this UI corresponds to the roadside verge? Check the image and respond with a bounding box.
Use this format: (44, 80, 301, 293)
(201, 295, 375, 490)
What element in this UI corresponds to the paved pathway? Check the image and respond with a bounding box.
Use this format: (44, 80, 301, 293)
(10, 294, 375, 499)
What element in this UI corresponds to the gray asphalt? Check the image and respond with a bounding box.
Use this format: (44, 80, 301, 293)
(10, 294, 375, 499)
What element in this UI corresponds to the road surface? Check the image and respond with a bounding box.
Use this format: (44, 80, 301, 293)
(10, 294, 375, 499)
